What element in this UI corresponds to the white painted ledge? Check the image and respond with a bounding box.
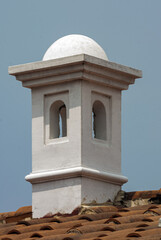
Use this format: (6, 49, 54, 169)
(25, 167, 128, 185)
(8, 54, 142, 90)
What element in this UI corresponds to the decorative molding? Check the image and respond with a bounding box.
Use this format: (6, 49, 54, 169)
(25, 166, 128, 185)
(8, 54, 142, 90)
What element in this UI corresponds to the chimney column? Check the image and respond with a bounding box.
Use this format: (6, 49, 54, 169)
(9, 35, 142, 218)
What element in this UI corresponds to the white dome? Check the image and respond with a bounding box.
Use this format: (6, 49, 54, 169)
(43, 34, 108, 61)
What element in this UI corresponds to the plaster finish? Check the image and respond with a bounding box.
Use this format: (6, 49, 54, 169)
(29, 75, 127, 217)
(32, 177, 82, 218)
(9, 47, 142, 217)
(81, 81, 122, 174)
(81, 177, 120, 204)
(26, 166, 128, 185)
(32, 176, 120, 218)
(30, 79, 123, 175)
(43, 35, 108, 61)
(8, 54, 142, 90)
(31, 80, 82, 172)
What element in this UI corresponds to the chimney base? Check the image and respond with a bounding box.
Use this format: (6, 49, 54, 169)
(32, 176, 121, 218)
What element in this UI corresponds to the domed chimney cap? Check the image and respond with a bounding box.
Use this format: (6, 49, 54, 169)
(43, 34, 108, 61)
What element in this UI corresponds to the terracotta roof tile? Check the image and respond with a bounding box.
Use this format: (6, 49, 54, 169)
(0, 206, 32, 224)
(126, 189, 161, 200)
(78, 212, 118, 221)
(0, 190, 161, 240)
(144, 207, 161, 216)
(122, 204, 159, 211)
(80, 206, 118, 214)
(14, 206, 32, 217)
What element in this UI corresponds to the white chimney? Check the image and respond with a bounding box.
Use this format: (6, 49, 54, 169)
(9, 34, 142, 218)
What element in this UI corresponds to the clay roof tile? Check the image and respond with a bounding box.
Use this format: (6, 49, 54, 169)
(14, 206, 32, 217)
(0, 191, 161, 240)
(144, 207, 161, 216)
(126, 189, 161, 200)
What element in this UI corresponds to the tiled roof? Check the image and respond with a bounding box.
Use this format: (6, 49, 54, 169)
(126, 189, 161, 201)
(0, 206, 32, 224)
(0, 190, 161, 240)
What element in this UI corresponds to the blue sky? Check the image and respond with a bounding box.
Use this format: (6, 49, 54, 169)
(1, 0, 161, 212)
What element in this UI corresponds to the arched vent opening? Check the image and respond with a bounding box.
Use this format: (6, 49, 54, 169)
(50, 100, 67, 139)
(92, 100, 106, 141)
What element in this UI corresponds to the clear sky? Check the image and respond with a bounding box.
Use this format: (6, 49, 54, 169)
(1, 0, 161, 213)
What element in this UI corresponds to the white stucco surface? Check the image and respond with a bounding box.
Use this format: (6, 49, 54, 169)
(82, 178, 120, 204)
(32, 176, 120, 218)
(43, 34, 108, 61)
(32, 177, 121, 218)
(32, 178, 82, 218)
(28, 71, 128, 217)
(9, 35, 142, 218)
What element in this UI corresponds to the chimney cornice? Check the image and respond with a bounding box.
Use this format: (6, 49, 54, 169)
(9, 54, 142, 90)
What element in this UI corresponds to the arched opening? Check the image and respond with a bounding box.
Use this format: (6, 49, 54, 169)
(50, 100, 67, 139)
(92, 100, 106, 141)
